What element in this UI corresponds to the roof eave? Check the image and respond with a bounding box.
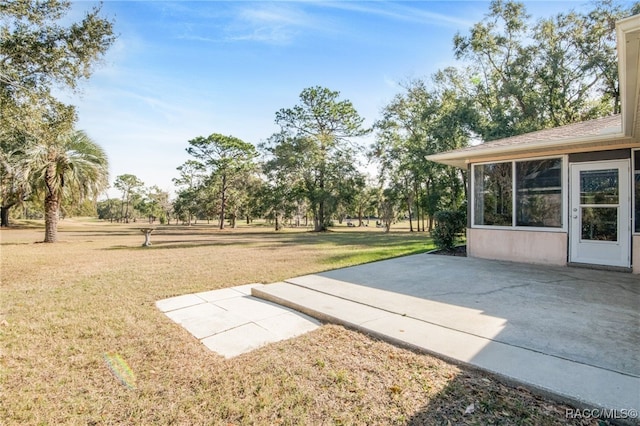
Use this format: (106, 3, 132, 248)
(426, 132, 629, 168)
(616, 15, 640, 139)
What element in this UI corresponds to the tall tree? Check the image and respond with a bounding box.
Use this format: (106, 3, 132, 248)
(272, 86, 369, 231)
(22, 130, 108, 242)
(185, 133, 257, 229)
(113, 174, 144, 223)
(452, 0, 636, 141)
(0, 132, 30, 226)
(173, 160, 205, 225)
(0, 0, 115, 223)
(531, 1, 633, 124)
(453, 0, 537, 140)
(260, 133, 308, 231)
(373, 79, 471, 231)
(139, 185, 171, 224)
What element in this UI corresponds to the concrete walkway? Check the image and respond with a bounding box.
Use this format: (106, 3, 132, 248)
(156, 284, 319, 358)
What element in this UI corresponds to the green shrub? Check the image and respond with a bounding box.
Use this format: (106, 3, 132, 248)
(432, 209, 466, 251)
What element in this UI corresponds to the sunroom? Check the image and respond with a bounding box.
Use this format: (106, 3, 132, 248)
(427, 15, 640, 274)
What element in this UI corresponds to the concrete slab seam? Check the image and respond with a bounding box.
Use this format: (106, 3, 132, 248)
(251, 287, 386, 329)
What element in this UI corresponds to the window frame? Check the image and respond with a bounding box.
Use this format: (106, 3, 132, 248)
(471, 155, 567, 232)
(633, 148, 639, 235)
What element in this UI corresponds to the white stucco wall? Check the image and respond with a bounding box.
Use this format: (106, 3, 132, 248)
(633, 235, 639, 274)
(467, 228, 568, 266)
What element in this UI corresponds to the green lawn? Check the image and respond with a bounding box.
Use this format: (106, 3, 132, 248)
(0, 219, 595, 425)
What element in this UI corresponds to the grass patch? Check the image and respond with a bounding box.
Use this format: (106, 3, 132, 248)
(0, 218, 602, 424)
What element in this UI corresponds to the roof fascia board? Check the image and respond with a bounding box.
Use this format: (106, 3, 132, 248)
(427, 132, 630, 164)
(617, 15, 640, 138)
(459, 141, 636, 164)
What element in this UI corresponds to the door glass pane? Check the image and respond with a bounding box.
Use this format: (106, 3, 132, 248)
(580, 169, 618, 204)
(581, 207, 618, 241)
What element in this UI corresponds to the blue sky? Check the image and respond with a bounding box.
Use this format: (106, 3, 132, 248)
(65, 1, 601, 198)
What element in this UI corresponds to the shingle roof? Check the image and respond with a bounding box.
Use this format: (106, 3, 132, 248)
(452, 115, 622, 155)
(426, 115, 633, 168)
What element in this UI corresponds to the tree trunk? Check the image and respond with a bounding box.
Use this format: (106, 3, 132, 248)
(120, 194, 126, 222)
(44, 194, 59, 243)
(219, 175, 227, 230)
(413, 184, 421, 232)
(316, 202, 324, 231)
(314, 213, 325, 231)
(407, 197, 413, 232)
(1, 203, 15, 227)
(461, 168, 468, 201)
(43, 161, 61, 242)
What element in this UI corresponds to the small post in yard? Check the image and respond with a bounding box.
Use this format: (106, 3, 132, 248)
(140, 228, 155, 246)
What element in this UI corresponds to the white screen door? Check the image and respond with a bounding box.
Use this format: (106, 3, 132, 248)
(569, 160, 631, 268)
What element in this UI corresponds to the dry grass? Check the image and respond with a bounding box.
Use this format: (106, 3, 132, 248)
(1, 219, 605, 425)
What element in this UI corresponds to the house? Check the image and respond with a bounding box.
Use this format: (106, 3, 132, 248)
(427, 15, 640, 274)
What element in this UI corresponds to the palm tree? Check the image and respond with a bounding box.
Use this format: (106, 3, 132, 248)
(24, 130, 109, 242)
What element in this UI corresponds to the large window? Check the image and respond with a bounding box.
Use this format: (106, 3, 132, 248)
(516, 159, 562, 227)
(473, 158, 563, 229)
(635, 150, 639, 233)
(474, 163, 513, 226)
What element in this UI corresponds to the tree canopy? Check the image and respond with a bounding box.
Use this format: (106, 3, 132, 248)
(4, 0, 637, 234)
(452, 0, 636, 141)
(267, 86, 369, 231)
(183, 133, 257, 229)
(1, 0, 115, 138)
(372, 79, 471, 231)
(0, 0, 115, 231)
(24, 129, 109, 242)
(114, 174, 144, 223)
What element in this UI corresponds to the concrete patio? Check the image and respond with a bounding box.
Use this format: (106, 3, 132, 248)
(157, 253, 639, 420)
(254, 254, 639, 418)
(318, 254, 640, 379)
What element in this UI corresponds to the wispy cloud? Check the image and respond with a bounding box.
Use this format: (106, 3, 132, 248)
(167, 1, 472, 46)
(317, 1, 476, 29)
(223, 3, 331, 44)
